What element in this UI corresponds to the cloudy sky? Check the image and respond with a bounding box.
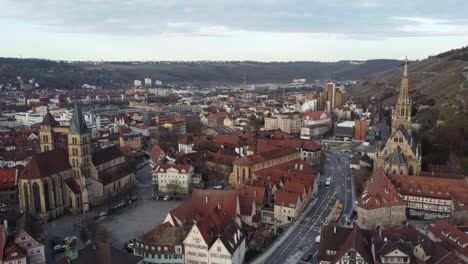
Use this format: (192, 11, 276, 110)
(1, 0, 468, 61)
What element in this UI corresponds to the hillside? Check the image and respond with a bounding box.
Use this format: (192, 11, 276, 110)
(349, 46, 468, 108)
(0, 58, 401, 89)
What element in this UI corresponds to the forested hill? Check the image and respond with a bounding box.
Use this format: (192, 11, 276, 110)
(0, 58, 401, 89)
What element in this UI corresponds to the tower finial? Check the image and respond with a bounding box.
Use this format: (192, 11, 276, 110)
(403, 57, 408, 77)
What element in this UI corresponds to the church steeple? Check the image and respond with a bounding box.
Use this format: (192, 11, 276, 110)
(391, 58, 412, 133)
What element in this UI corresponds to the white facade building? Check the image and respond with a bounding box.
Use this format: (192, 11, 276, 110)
(153, 164, 194, 194)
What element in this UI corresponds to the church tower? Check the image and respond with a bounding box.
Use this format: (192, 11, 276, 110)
(68, 101, 91, 211)
(40, 109, 59, 152)
(391, 59, 412, 133)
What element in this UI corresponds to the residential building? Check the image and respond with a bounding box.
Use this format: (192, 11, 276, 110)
(0, 168, 19, 207)
(318, 224, 465, 264)
(274, 191, 302, 226)
(354, 120, 369, 141)
(427, 220, 468, 262)
(3, 244, 28, 264)
(133, 223, 187, 264)
(264, 114, 301, 134)
(153, 164, 194, 194)
(14, 228, 45, 264)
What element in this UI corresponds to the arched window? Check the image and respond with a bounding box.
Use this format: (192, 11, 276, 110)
(400, 108, 405, 116)
(43, 180, 51, 211)
(392, 169, 397, 175)
(23, 183, 30, 212)
(32, 182, 42, 213)
(400, 170, 404, 175)
(52, 178, 57, 207)
(408, 166, 414, 176)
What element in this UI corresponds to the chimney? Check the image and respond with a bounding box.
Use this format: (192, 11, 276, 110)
(295, 163, 298, 170)
(300, 164, 304, 171)
(334, 226, 336, 234)
(205, 196, 209, 204)
(217, 201, 221, 210)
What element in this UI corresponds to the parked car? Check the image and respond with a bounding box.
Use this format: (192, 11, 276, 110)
(213, 185, 223, 190)
(302, 254, 312, 261)
(50, 238, 66, 254)
(163, 195, 173, 201)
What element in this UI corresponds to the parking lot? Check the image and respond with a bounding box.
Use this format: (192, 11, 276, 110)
(45, 161, 184, 262)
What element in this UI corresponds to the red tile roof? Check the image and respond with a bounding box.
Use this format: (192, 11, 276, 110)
(275, 191, 300, 208)
(150, 144, 165, 163)
(358, 169, 405, 210)
(3, 244, 27, 261)
(233, 184, 266, 206)
(192, 189, 239, 219)
(388, 174, 468, 209)
(238, 195, 255, 216)
(20, 149, 71, 180)
(284, 182, 307, 196)
(428, 220, 468, 257)
(0, 168, 18, 189)
(303, 111, 330, 121)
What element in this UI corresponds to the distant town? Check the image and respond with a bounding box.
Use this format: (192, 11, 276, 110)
(0, 60, 467, 264)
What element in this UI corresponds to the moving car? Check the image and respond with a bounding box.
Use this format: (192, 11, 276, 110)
(325, 177, 332, 188)
(315, 235, 321, 243)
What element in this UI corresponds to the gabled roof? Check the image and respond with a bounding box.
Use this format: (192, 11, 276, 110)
(427, 220, 468, 257)
(3, 244, 27, 261)
(142, 223, 189, 245)
(385, 146, 407, 164)
(20, 149, 71, 180)
(92, 146, 123, 166)
(100, 163, 134, 185)
(150, 144, 165, 163)
(192, 189, 239, 219)
(218, 221, 244, 255)
(358, 168, 404, 210)
(69, 101, 88, 133)
(332, 225, 374, 264)
(395, 125, 417, 155)
(275, 191, 300, 208)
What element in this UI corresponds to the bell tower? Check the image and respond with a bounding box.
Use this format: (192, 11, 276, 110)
(68, 101, 91, 211)
(392, 58, 412, 133)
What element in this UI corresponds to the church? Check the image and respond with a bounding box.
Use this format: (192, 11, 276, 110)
(19, 102, 91, 221)
(374, 61, 422, 175)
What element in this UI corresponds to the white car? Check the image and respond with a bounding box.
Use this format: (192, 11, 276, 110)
(315, 235, 321, 243)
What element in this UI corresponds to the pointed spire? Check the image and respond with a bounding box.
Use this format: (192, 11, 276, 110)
(403, 57, 408, 77)
(69, 101, 88, 134)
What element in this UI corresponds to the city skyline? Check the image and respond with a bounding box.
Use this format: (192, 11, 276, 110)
(1, 0, 468, 61)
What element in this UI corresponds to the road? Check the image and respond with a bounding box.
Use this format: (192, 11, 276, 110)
(250, 150, 353, 264)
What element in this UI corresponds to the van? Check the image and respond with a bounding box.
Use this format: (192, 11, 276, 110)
(325, 177, 332, 188)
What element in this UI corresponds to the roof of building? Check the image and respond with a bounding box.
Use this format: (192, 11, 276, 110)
(0, 168, 18, 189)
(20, 149, 71, 180)
(65, 177, 81, 194)
(283, 181, 307, 196)
(192, 189, 239, 219)
(427, 220, 468, 257)
(385, 146, 407, 164)
(100, 163, 134, 185)
(238, 195, 254, 216)
(41, 111, 60, 126)
(233, 147, 298, 166)
(141, 223, 189, 245)
(218, 221, 245, 255)
(3, 244, 27, 261)
(156, 164, 192, 173)
(150, 144, 165, 163)
(332, 225, 374, 264)
(358, 168, 405, 210)
(275, 191, 300, 208)
(233, 184, 266, 206)
(69, 101, 89, 133)
(388, 174, 468, 209)
(57, 243, 143, 264)
(303, 111, 330, 121)
(396, 125, 417, 155)
(92, 146, 124, 166)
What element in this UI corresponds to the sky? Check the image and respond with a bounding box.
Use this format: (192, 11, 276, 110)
(1, 0, 468, 61)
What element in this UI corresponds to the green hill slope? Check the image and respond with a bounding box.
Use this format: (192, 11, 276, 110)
(349, 47, 468, 107)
